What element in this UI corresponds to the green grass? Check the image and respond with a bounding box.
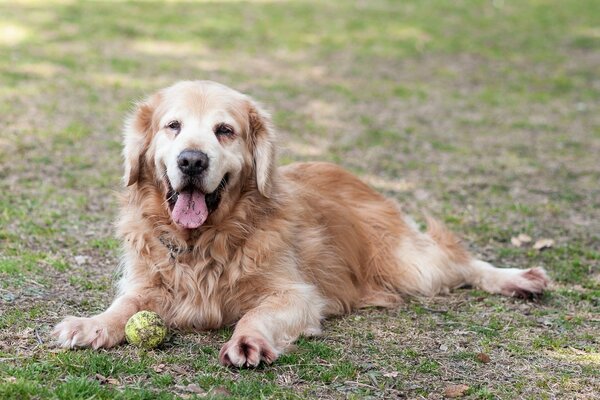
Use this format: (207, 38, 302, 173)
(0, 0, 599, 398)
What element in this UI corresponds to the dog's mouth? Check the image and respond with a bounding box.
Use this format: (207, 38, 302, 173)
(165, 174, 229, 229)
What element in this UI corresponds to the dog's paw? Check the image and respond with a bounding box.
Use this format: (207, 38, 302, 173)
(219, 334, 278, 368)
(52, 316, 123, 349)
(501, 267, 550, 298)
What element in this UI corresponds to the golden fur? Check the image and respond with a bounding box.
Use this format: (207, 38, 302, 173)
(53, 81, 549, 367)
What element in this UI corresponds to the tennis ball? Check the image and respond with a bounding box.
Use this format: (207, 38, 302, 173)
(125, 311, 167, 349)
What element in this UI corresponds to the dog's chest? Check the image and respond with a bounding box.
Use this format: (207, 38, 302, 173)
(157, 252, 241, 330)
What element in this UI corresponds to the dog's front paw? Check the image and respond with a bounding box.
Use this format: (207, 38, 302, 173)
(52, 316, 123, 349)
(219, 334, 278, 368)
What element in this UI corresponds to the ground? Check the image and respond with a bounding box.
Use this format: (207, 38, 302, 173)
(0, 0, 599, 399)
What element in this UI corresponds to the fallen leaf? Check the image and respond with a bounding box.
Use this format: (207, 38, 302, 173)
(439, 344, 449, 351)
(209, 386, 231, 397)
(186, 384, 205, 394)
(74, 255, 90, 265)
(93, 374, 118, 385)
(360, 362, 377, 371)
(95, 374, 107, 382)
(537, 317, 553, 327)
(533, 238, 554, 251)
(511, 237, 522, 247)
(444, 384, 470, 398)
(170, 365, 188, 375)
(152, 363, 166, 373)
(20, 328, 34, 339)
(475, 352, 490, 363)
(517, 233, 532, 243)
(569, 347, 587, 355)
(175, 384, 205, 395)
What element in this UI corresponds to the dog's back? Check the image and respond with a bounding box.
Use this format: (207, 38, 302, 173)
(281, 162, 548, 307)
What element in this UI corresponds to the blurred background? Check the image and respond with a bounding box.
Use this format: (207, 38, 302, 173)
(0, 1, 598, 398)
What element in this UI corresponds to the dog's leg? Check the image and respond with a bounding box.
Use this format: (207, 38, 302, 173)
(390, 216, 550, 298)
(219, 283, 324, 368)
(52, 292, 149, 349)
(466, 259, 549, 298)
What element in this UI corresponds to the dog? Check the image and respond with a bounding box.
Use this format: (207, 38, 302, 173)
(53, 81, 549, 367)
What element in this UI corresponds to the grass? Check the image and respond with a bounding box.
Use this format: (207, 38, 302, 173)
(0, 0, 599, 398)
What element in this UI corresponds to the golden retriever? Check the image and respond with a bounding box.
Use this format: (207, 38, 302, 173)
(53, 81, 549, 367)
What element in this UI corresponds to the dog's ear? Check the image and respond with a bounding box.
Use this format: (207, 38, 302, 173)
(247, 101, 276, 198)
(122, 94, 160, 187)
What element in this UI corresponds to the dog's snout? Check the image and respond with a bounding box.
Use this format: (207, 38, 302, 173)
(177, 150, 209, 176)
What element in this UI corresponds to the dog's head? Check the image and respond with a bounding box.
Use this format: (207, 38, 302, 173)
(123, 81, 275, 229)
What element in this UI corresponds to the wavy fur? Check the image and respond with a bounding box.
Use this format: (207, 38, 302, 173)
(53, 81, 550, 367)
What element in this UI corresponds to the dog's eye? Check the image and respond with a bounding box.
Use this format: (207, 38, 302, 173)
(166, 120, 181, 132)
(214, 123, 234, 137)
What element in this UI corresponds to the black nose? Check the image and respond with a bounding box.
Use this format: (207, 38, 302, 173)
(177, 150, 209, 176)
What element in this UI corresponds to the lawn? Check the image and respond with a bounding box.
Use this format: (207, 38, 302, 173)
(0, 0, 599, 398)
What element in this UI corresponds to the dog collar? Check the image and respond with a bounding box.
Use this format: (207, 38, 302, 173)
(158, 233, 192, 260)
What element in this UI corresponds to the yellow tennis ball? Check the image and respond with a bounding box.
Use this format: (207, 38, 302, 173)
(125, 311, 167, 349)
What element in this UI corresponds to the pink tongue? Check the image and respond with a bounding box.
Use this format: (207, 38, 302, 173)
(172, 190, 208, 229)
